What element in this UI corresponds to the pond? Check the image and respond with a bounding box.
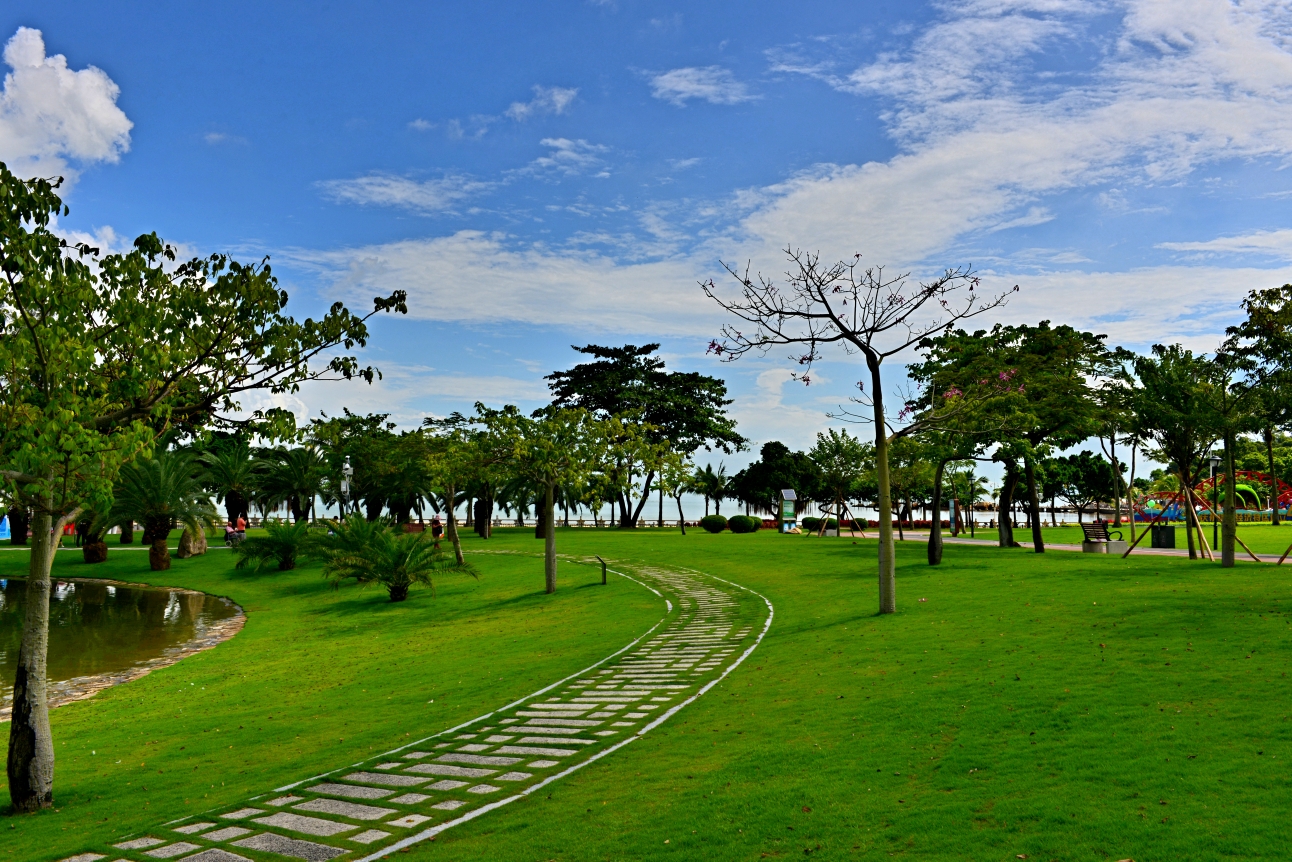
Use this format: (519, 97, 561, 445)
(0, 578, 242, 717)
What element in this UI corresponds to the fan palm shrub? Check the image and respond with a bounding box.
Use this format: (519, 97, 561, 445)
(258, 446, 326, 522)
(314, 514, 476, 602)
(234, 518, 314, 571)
(200, 439, 258, 525)
(103, 451, 218, 570)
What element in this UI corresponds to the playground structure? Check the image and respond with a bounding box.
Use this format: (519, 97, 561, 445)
(1126, 470, 1291, 562)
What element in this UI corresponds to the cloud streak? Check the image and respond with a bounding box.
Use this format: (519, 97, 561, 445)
(649, 66, 758, 106)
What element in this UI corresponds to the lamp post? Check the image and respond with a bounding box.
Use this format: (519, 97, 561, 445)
(341, 456, 354, 518)
(1209, 453, 1222, 553)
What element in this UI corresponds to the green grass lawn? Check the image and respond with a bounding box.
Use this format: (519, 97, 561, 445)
(3, 527, 1291, 861)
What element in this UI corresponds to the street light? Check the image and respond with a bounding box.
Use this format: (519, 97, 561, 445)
(341, 456, 354, 517)
(1209, 453, 1222, 553)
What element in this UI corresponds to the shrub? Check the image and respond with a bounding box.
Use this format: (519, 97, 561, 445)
(236, 518, 314, 571)
(728, 514, 761, 533)
(313, 514, 477, 602)
(700, 515, 727, 533)
(801, 516, 820, 532)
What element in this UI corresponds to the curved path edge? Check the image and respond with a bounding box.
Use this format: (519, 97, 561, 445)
(61, 554, 773, 862)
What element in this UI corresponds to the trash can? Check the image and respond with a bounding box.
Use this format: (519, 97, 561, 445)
(1150, 525, 1176, 549)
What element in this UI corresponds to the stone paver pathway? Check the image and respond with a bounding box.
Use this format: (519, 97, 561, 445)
(59, 558, 772, 862)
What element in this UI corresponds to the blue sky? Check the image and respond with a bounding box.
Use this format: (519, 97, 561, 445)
(5, 0, 1292, 486)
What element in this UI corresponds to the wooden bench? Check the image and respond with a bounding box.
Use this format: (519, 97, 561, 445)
(1080, 521, 1126, 554)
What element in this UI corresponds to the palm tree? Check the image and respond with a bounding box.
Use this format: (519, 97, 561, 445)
(258, 447, 327, 522)
(315, 514, 476, 601)
(235, 518, 314, 571)
(200, 440, 258, 525)
(103, 451, 218, 570)
(693, 462, 728, 516)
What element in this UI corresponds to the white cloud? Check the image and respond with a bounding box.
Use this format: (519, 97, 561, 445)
(518, 138, 609, 178)
(505, 85, 579, 121)
(317, 173, 494, 213)
(0, 27, 132, 181)
(408, 118, 434, 131)
(1158, 229, 1292, 260)
(649, 67, 758, 106)
(750, 0, 1292, 266)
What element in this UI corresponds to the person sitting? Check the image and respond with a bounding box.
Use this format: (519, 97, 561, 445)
(430, 516, 444, 548)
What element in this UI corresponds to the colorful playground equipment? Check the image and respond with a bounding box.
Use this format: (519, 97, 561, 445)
(1125, 469, 1290, 562)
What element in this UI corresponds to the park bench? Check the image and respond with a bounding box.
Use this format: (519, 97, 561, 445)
(1081, 521, 1126, 554)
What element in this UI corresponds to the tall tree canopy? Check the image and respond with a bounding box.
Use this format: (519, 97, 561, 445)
(0, 164, 405, 811)
(546, 343, 744, 527)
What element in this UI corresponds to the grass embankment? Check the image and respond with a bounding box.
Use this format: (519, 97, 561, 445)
(0, 536, 661, 861)
(3, 527, 1291, 861)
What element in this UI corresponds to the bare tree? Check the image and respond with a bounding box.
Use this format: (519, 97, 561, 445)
(703, 248, 1013, 614)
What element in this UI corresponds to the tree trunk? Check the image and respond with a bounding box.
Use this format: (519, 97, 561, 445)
(1181, 472, 1198, 560)
(868, 356, 896, 614)
(1024, 455, 1045, 553)
(149, 539, 171, 571)
(7, 506, 29, 546)
(658, 486, 664, 528)
(1222, 428, 1237, 568)
(998, 464, 1018, 547)
(1110, 436, 1122, 526)
(928, 459, 948, 566)
(7, 502, 59, 811)
(544, 483, 557, 594)
(226, 491, 245, 527)
(446, 483, 464, 565)
(119, 518, 134, 545)
(1267, 427, 1280, 526)
(1127, 443, 1138, 545)
(676, 495, 687, 535)
(535, 501, 547, 539)
(388, 583, 409, 602)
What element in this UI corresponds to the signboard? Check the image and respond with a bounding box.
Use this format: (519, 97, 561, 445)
(0, 516, 8, 542)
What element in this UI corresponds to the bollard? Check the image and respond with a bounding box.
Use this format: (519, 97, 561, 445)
(596, 555, 607, 585)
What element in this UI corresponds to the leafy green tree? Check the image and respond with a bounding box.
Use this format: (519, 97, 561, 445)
(199, 437, 257, 525)
(731, 442, 821, 516)
(489, 407, 605, 592)
(656, 452, 695, 535)
(257, 447, 327, 522)
(101, 451, 218, 571)
(1054, 450, 1115, 523)
(808, 429, 872, 535)
(546, 344, 744, 528)
(235, 518, 313, 571)
(1129, 345, 1227, 559)
(0, 164, 403, 811)
(423, 427, 481, 564)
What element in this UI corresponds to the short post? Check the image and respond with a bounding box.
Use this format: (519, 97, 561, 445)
(596, 554, 607, 585)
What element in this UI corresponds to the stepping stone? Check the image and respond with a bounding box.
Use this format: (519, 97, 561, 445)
(624, 713, 648, 719)
(495, 746, 577, 756)
(466, 785, 500, 795)
(499, 718, 519, 724)
(388, 792, 431, 804)
(496, 772, 532, 781)
(342, 771, 429, 787)
(434, 742, 452, 748)
(427, 779, 469, 790)
(374, 762, 403, 769)
(431, 800, 466, 811)
(252, 812, 357, 837)
(593, 731, 618, 737)
(308, 783, 394, 800)
(436, 753, 521, 766)
(406, 764, 494, 778)
(518, 726, 587, 735)
(484, 735, 514, 743)
(455, 733, 477, 739)
(114, 838, 166, 850)
(202, 827, 251, 842)
(294, 798, 396, 821)
(401, 751, 432, 760)
(386, 814, 431, 827)
(59, 856, 105, 862)
(178, 851, 252, 862)
(220, 809, 264, 820)
(264, 796, 303, 807)
(349, 830, 390, 845)
(524, 718, 600, 727)
(232, 833, 347, 862)
(174, 823, 216, 835)
(144, 843, 201, 859)
(528, 760, 559, 768)
(611, 721, 634, 727)
(518, 736, 596, 745)
(456, 744, 490, 752)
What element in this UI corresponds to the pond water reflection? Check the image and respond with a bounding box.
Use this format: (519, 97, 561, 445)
(0, 578, 240, 710)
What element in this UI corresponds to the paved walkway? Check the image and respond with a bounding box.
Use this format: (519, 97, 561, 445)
(59, 557, 773, 862)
